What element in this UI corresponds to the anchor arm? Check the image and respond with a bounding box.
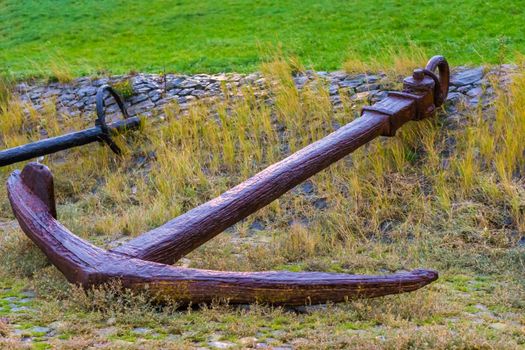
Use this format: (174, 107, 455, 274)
(7, 163, 437, 305)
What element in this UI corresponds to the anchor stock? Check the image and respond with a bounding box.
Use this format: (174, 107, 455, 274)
(0, 85, 141, 167)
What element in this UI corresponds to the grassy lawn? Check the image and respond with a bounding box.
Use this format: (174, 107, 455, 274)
(1, 0, 525, 78)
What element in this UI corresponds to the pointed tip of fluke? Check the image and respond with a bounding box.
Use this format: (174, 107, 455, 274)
(412, 269, 439, 283)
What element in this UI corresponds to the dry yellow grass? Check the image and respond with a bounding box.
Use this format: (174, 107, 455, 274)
(343, 44, 429, 78)
(48, 57, 75, 84)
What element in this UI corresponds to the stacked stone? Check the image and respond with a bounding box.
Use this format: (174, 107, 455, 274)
(14, 66, 512, 121)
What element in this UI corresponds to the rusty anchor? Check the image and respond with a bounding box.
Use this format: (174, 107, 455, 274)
(6, 56, 449, 305)
(0, 85, 141, 167)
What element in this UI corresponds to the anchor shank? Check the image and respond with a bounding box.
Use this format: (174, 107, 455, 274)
(0, 116, 141, 167)
(112, 111, 393, 264)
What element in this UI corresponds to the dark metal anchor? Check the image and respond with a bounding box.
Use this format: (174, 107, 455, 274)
(0, 85, 141, 167)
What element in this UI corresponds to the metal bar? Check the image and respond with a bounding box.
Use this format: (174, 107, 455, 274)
(0, 117, 141, 167)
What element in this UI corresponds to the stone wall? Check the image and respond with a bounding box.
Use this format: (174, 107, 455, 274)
(14, 65, 516, 121)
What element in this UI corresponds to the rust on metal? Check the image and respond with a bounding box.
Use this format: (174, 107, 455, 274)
(6, 56, 449, 306)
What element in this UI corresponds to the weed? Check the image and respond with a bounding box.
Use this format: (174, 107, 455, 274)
(343, 43, 429, 77)
(48, 58, 74, 84)
(112, 79, 134, 100)
(0, 228, 49, 277)
(0, 75, 13, 108)
(0, 318, 9, 336)
(279, 223, 322, 261)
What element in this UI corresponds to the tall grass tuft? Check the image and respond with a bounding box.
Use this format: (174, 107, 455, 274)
(344, 43, 428, 78)
(48, 56, 74, 83)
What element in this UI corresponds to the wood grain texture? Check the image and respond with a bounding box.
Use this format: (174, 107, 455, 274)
(7, 163, 437, 305)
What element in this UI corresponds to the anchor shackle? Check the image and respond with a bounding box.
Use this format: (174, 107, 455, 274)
(402, 55, 450, 121)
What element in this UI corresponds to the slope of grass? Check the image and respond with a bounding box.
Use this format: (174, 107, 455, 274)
(1, 0, 525, 78)
(0, 59, 524, 348)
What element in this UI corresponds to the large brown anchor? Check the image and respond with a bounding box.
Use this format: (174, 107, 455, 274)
(6, 56, 449, 306)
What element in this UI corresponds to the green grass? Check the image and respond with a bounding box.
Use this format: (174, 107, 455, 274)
(1, 0, 524, 78)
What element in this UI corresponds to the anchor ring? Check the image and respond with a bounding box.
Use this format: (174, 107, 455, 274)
(95, 85, 130, 155)
(424, 55, 450, 107)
